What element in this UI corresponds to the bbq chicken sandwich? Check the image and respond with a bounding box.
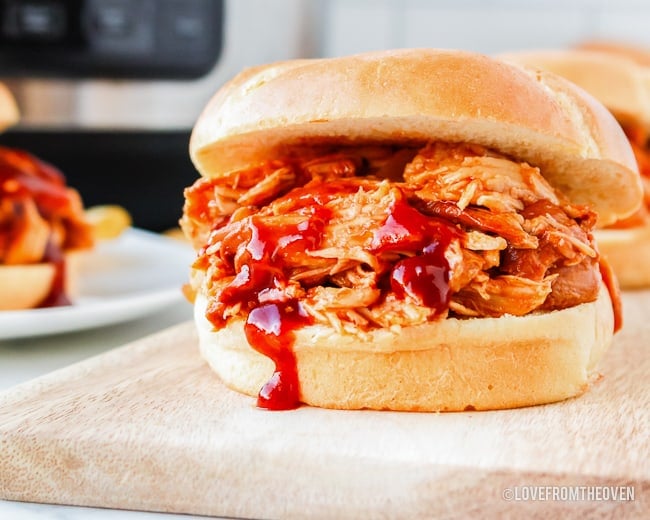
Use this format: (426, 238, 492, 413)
(0, 85, 94, 311)
(502, 47, 650, 288)
(181, 49, 642, 411)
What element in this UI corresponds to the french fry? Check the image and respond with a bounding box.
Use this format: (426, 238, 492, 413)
(85, 205, 132, 240)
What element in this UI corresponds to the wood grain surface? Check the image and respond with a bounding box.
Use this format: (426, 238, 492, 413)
(1, 292, 649, 519)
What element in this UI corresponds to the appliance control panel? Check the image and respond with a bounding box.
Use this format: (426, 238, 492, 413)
(0, 0, 223, 79)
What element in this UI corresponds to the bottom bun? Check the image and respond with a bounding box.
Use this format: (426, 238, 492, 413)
(0, 253, 81, 311)
(595, 224, 650, 289)
(194, 287, 614, 411)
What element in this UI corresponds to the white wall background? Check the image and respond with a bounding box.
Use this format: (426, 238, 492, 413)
(15, 0, 650, 129)
(314, 0, 650, 58)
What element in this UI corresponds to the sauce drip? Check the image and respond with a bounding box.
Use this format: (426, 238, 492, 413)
(207, 183, 460, 410)
(371, 200, 459, 312)
(209, 202, 328, 410)
(599, 256, 623, 333)
(38, 239, 71, 307)
(245, 301, 311, 410)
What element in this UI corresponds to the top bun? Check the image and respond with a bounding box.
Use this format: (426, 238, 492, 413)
(190, 48, 642, 226)
(500, 48, 650, 130)
(0, 83, 19, 132)
(576, 40, 650, 68)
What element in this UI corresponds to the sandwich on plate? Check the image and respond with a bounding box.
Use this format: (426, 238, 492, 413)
(502, 46, 650, 288)
(181, 49, 642, 411)
(0, 84, 95, 311)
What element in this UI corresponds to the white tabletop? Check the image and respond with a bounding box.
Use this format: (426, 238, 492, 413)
(0, 302, 209, 519)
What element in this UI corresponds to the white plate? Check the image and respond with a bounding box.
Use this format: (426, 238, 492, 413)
(0, 228, 195, 340)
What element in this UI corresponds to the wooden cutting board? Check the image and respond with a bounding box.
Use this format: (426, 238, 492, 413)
(1, 293, 649, 519)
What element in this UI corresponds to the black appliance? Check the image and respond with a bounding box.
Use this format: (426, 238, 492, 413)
(0, 0, 225, 231)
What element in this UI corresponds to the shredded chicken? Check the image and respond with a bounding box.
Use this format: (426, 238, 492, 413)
(182, 142, 601, 331)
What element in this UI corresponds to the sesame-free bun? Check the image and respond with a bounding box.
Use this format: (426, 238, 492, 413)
(0, 82, 19, 132)
(190, 48, 642, 226)
(595, 225, 650, 289)
(576, 40, 650, 68)
(0, 87, 92, 310)
(500, 48, 650, 288)
(500, 48, 650, 130)
(194, 288, 614, 411)
(0, 253, 80, 311)
(0, 264, 56, 311)
(0, 83, 39, 311)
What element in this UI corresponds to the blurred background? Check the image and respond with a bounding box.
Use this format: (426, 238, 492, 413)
(1, 0, 648, 231)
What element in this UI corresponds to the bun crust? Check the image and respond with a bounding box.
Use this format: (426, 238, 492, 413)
(0, 83, 18, 132)
(500, 49, 650, 129)
(190, 49, 641, 226)
(576, 40, 650, 68)
(596, 225, 650, 289)
(0, 253, 80, 311)
(501, 49, 650, 287)
(194, 289, 614, 411)
(0, 264, 55, 310)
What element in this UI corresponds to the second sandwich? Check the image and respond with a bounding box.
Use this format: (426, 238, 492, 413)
(502, 47, 650, 288)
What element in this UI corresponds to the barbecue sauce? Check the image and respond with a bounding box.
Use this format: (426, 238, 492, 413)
(0, 148, 71, 217)
(208, 182, 459, 410)
(38, 239, 71, 307)
(599, 256, 623, 333)
(210, 206, 327, 410)
(371, 200, 459, 312)
(245, 301, 310, 410)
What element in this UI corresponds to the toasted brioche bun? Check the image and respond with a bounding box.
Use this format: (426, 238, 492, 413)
(0, 253, 81, 311)
(194, 288, 613, 411)
(499, 49, 650, 134)
(191, 48, 641, 227)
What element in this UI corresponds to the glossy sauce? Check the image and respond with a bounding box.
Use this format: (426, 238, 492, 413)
(38, 239, 71, 307)
(371, 199, 459, 312)
(216, 207, 330, 312)
(245, 301, 311, 410)
(207, 183, 462, 409)
(0, 148, 71, 216)
(208, 199, 330, 410)
(599, 256, 623, 333)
